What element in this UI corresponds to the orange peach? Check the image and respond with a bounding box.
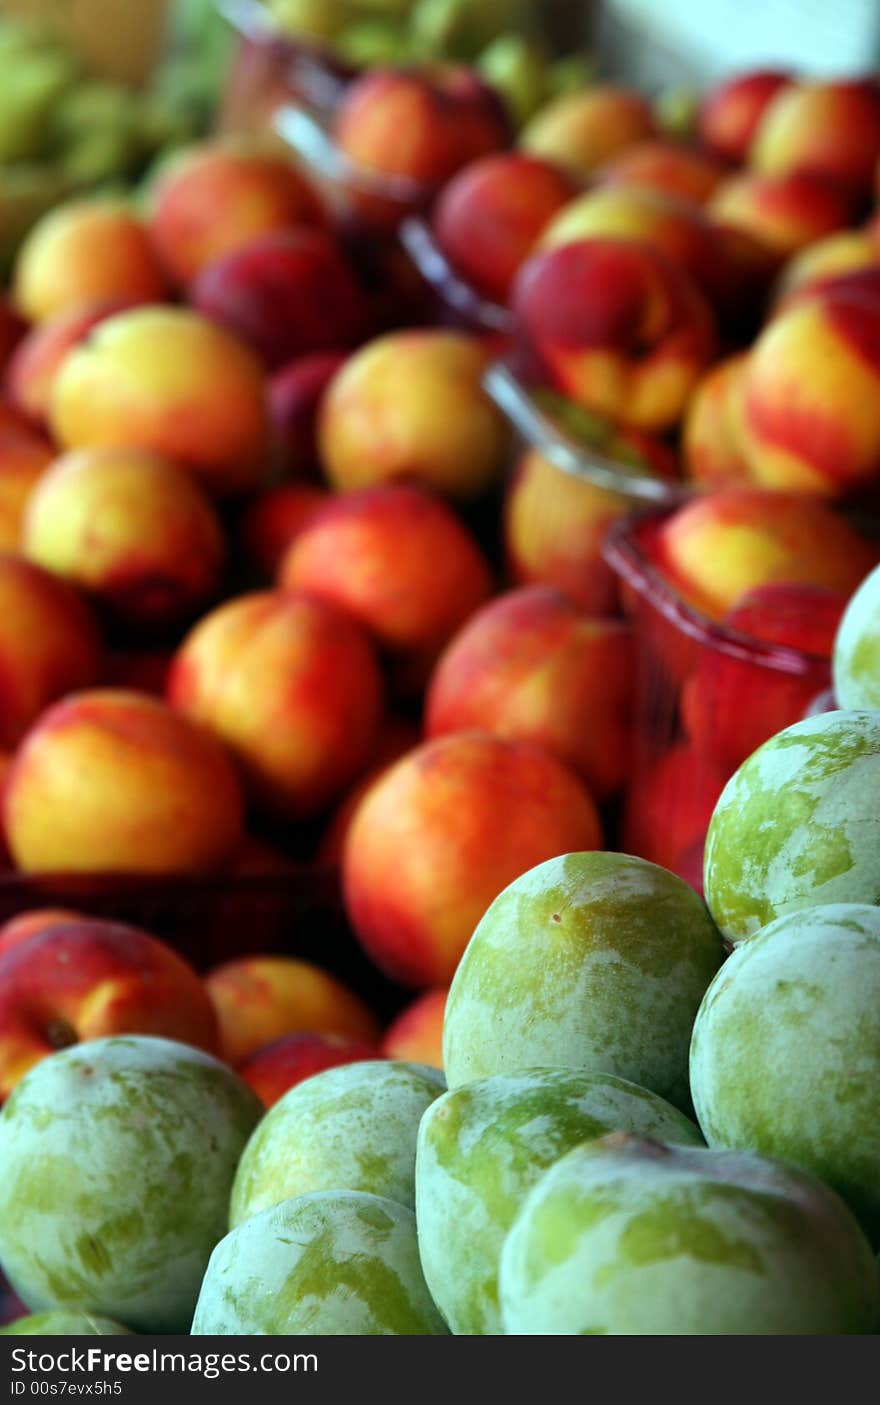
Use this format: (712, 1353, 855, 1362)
(318, 330, 508, 500)
(520, 86, 655, 178)
(0, 915, 219, 1099)
(708, 171, 852, 259)
(654, 486, 878, 621)
(596, 139, 727, 206)
(317, 715, 422, 869)
(0, 909, 84, 958)
(380, 989, 446, 1069)
(237, 482, 329, 581)
(0, 554, 102, 749)
(4, 298, 144, 429)
(749, 78, 880, 199)
(539, 185, 728, 309)
(4, 690, 244, 876)
(504, 439, 678, 614)
(698, 69, 792, 164)
(426, 587, 633, 800)
(12, 201, 168, 324)
(333, 68, 508, 191)
(239, 1032, 379, 1107)
(279, 484, 493, 666)
(147, 142, 326, 287)
(268, 352, 348, 478)
(512, 238, 715, 432)
(432, 153, 579, 303)
(49, 306, 269, 498)
(739, 287, 880, 496)
(774, 230, 880, 306)
(205, 954, 380, 1067)
(682, 354, 752, 487)
(167, 592, 384, 821)
(23, 448, 225, 631)
(0, 426, 54, 551)
(342, 732, 603, 987)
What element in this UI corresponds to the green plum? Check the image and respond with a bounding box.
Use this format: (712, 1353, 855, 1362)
(443, 852, 723, 1110)
(704, 710, 880, 943)
(833, 563, 880, 712)
(499, 1135, 880, 1335)
(415, 1068, 701, 1334)
(230, 1060, 444, 1227)
(690, 903, 880, 1240)
(192, 1192, 448, 1335)
(477, 35, 549, 127)
(0, 1036, 262, 1334)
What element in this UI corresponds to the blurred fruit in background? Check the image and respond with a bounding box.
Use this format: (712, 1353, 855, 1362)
(0, 2, 234, 270)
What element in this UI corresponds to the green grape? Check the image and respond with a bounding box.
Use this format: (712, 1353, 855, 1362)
(0, 49, 78, 163)
(545, 52, 596, 100)
(336, 19, 413, 65)
(478, 34, 549, 127)
(58, 128, 139, 184)
(136, 92, 202, 156)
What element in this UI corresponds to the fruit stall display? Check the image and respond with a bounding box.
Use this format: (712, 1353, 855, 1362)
(0, 9, 879, 1335)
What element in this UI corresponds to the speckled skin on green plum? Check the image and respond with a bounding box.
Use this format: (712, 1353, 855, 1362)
(690, 903, 880, 1240)
(415, 1068, 702, 1335)
(192, 1191, 449, 1335)
(833, 564, 880, 711)
(704, 711, 880, 943)
(230, 1060, 445, 1228)
(0, 1037, 262, 1334)
(0, 1313, 131, 1336)
(498, 1136, 880, 1335)
(442, 852, 723, 1110)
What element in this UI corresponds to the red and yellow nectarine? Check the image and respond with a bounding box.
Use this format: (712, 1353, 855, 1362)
(49, 307, 269, 498)
(168, 591, 384, 820)
(24, 448, 226, 631)
(4, 690, 244, 876)
(426, 586, 633, 800)
(343, 732, 603, 987)
(205, 954, 380, 1066)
